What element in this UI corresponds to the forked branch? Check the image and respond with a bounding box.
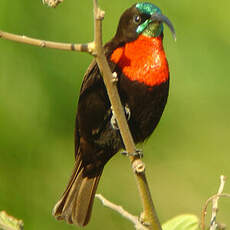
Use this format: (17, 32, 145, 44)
(201, 175, 230, 230)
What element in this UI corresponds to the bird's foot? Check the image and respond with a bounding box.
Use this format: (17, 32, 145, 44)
(110, 110, 119, 129)
(110, 104, 131, 130)
(124, 104, 131, 120)
(121, 149, 143, 158)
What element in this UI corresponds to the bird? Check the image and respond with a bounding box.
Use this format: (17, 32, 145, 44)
(52, 2, 175, 227)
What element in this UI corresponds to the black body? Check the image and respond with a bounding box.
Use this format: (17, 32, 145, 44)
(53, 4, 169, 226)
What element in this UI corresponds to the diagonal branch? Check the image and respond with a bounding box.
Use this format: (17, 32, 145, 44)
(93, 1, 161, 229)
(96, 194, 149, 230)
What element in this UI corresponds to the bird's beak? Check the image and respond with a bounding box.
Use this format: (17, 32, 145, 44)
(151, 13, 176, 41)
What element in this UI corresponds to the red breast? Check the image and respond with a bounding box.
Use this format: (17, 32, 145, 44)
(110, 35, 169, 87)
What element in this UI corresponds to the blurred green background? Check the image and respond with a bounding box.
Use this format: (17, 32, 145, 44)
(0, 0, 230, 229)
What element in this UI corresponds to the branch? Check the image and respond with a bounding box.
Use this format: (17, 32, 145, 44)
(210, 175, 226, 230)
(0, 31, 95, 54)
(96, 194, 149, 230)
(93, 1, 161, 230)
(201, 175, 230, 230)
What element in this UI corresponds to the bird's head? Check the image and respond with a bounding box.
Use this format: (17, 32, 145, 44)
(114, 2, 176, 43)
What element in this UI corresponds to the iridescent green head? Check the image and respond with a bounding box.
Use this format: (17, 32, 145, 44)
(136, 2, 162, 15)
(136, 3, 163, 36)
(114, 2, 176, 43)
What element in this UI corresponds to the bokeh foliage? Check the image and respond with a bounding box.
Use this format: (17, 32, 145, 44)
(0, 0, 230, 230)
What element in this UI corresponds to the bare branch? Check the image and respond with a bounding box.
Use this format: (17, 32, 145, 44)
(0, 31, 95, 54)
(210, 175, 226, 230)
(201, 176, 230, 230)
(96, 194, 149, 230)
(93, 1, 161, 229)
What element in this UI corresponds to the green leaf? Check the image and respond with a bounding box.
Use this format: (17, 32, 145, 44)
(0, 211, 23, 230)
(162, 214, 199, 230)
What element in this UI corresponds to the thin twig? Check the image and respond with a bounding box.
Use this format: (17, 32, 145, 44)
(210, 175, 226, 230)
(201, 175, 230, 230)
(96, 194, 149, 230)
(201, 193, 230, 230)
(0, 31, 95, 54)
(93, 1, 161, 229)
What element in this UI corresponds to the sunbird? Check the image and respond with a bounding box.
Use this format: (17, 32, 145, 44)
(53, 2, 175, 226)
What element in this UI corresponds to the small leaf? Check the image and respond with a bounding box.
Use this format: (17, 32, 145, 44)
(0, 211, 23, 230)
(162, 214, 199, 230)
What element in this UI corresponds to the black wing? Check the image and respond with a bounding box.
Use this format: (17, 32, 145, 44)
(74, 51, 119, 158)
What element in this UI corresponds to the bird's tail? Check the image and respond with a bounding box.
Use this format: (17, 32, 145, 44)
(52, 154, 103, 226)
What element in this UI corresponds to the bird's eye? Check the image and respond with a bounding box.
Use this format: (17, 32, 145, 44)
(133, 15, 141, 24)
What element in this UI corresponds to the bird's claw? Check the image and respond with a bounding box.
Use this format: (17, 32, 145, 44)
(110, 111, 119, 130)
(124, 104, 131, 120)
(110, 104, 131, 130)
(121, 149, 143, 158)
